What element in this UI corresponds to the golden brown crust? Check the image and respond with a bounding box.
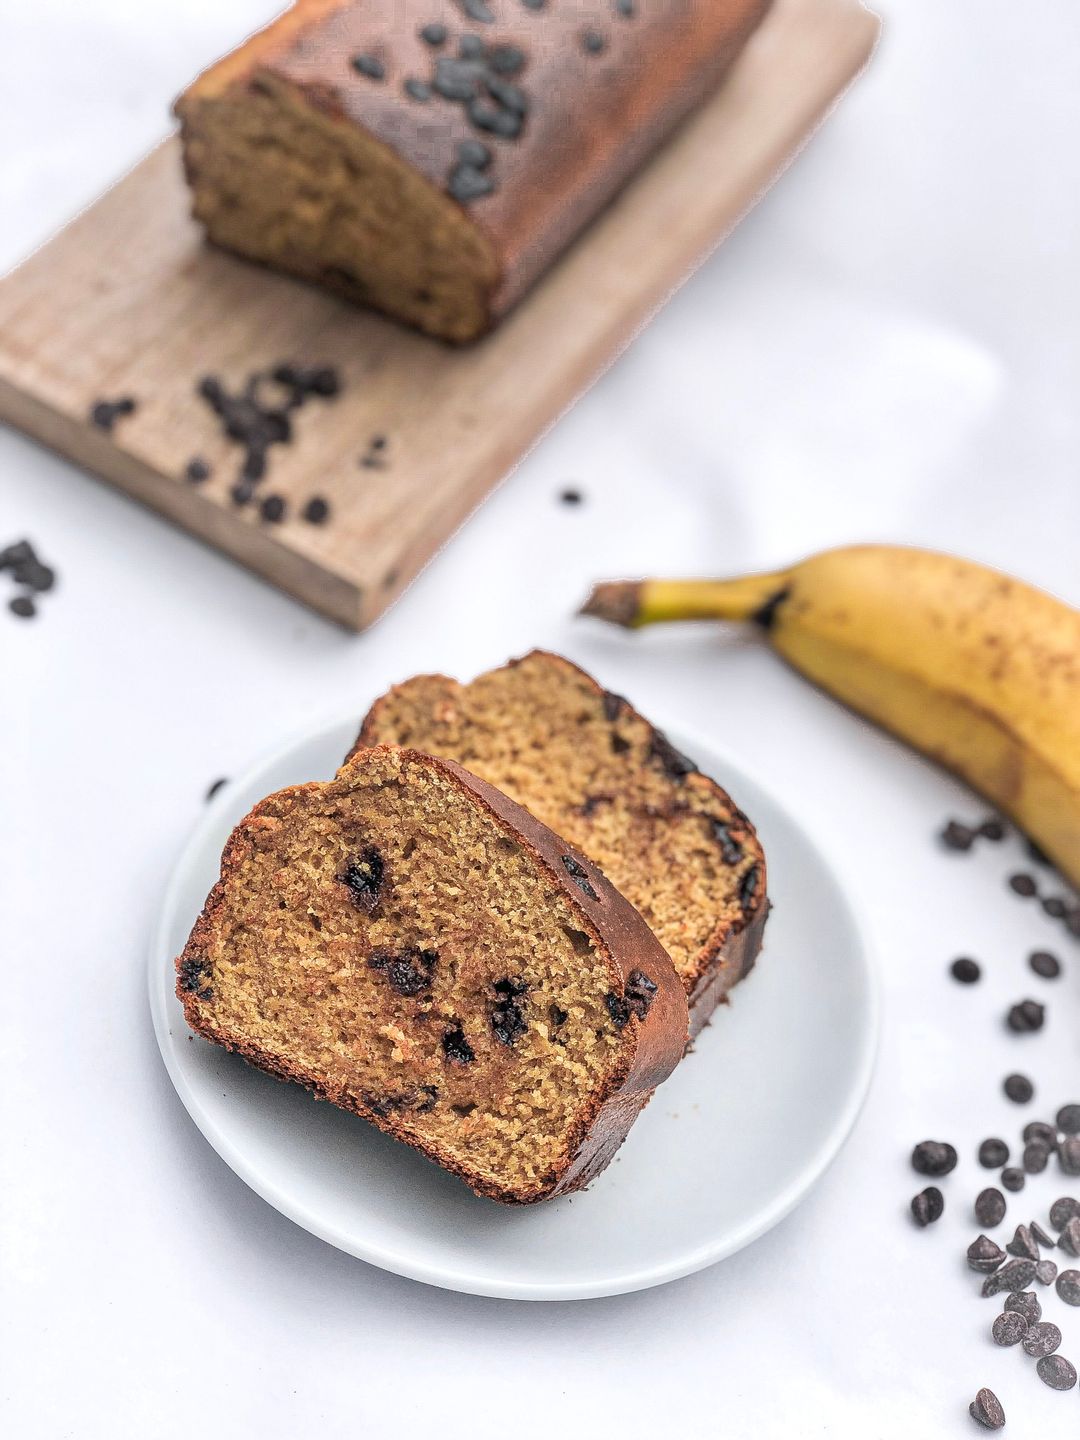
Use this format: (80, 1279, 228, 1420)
(350, 650, 768, 1029)
(176, 747, 687, 1203)
(176, 0, 773, 338)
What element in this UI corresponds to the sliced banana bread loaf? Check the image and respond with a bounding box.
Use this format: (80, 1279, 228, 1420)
(177, 745, 688, 1203)
(347, 651, 767, 1033)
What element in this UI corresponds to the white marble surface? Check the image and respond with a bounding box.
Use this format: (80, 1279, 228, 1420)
(4, 2, 1080, 1435)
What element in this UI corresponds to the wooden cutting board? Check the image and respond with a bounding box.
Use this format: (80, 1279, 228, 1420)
(0, 0, 878, 630)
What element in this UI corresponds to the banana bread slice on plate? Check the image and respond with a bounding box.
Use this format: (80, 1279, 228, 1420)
(345, 651, 768, 1033)
(176, 744, 688, 1204)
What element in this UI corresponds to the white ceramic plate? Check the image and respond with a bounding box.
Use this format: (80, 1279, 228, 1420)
(149, 713, 877, 1301)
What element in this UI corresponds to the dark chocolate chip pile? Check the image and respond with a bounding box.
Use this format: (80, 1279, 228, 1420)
(1, 538, 57, 620)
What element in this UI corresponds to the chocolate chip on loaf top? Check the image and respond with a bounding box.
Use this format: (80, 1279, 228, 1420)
(177, 745, 688, 1203)
(347, 651, 768, 1033)
(175, 0, 772, 340)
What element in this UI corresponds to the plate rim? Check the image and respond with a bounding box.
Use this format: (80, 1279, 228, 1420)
(148, 706, 880, 1301)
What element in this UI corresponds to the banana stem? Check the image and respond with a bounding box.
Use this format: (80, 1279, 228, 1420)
(581, 572, 792, 629)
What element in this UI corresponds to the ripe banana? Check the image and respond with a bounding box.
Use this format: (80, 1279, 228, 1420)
(581, 545, 1080, 888)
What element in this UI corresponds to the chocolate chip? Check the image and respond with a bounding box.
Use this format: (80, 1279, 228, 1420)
(0, 540, 34, 570)
(601, 690, 628, 723)
(992, 1310, 1029, 1345)
(404, 77, 433, 101)
(178, 955, 212, 998)
(338, 846, 384, 913)
(484, 76, 528, 113)
(448, 162, 496, 202)
(1031, 1220, 1056, 1249)
(1006, 1224, 1039, 1260)
(185, 457, 211, 483)
(442, 1023, 475, 1065)
(983, 1259, 1036, 1296)
(1043, 896, 1067, 918)
(979, 818, 1006, 840)
(582, 28, 606, 52)
(352, 53, 386, 79)
(1036, 1259, 1058, 1285)
(89, 396, 136, 431)
(1024, 1121, 1058, 1147)
(559, 487, 583, 506)
(1005, 1290, 1041, 1324)
(1061, 1139, 1080, 1176)
(975, 1189, 1007, 1227)
(434, 56, 481, 101)
(260, 494, 286, 523)
(458, 138, 493, 169)
(912, 1140, 958, 1177)
(1051, 1198, 1080, 1230)
(1004, 1073, 1034, 1103)
(605, 992, 632, 1029)
(951, 956, 981, 983)
(457, 0, 495, 21)
(302, 496, 330, 524)
(369, 947, 437, 998)
(205, 778, 228, 801)
(1022, 1320, 1062, 1357)
(968, 1388, 1005, 1430)
(1059, 1217, 1080, 1256)
(467, 97, 524, 137)
(625, 969, 658, 1020)
(738, 864, 761, 909)
(979, 1138, 1010, 1168)
(1006, 998, 1045, 1033)
(1036, 1354, 1077, 1390)
(1031, 950, 1061, 979)
(1002, 1167, 1026, 1192)
(9, 595, 35, 618)
(911, 1187, 944, 1226)
(1009, 872, 1038, 897)
(941, 819, 975, 851)
(968, 1235, 1006, 1272)
(1056, 1269, 1080, 1305)
(649, 729, 697, 780)
(616, 0, 635, 14)
(488, 43, 526, 74)
(1024, 1142, 1051, 1174)
(420, 21, 448, 44)
(491, 977, 528, 1046)
(712, 820, 744, 867)
(1058, 1105, 1080, 1134)
(561, 854, 599, 901)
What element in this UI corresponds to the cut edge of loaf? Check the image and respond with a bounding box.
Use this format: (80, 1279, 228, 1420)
(176, 746, 689, 1204)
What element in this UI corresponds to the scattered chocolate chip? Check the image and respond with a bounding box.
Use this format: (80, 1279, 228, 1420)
(1031, 1220, 1056, 1249)
(951, 956, 981, 983)
(1024, 1142, 1051, 1174)
(1004, 1073, 1034, 1103)
(983, 1259, 1037, 1296)
(738, 865, 761, 909)
(561, 853, 599, 901)
(582, 27, 606, 52)
(338, 846, 384, 913)
(968, 1235, 1007, 1273)
(559, 487, 583, 505)
(941, 819, 975, 851)
(1022, 1320, 1062, 1357)
(352, 53, 386, 79)
(1060, 1139, 1080, 1176)
(404, 77, 432, 101)
(1002, 1168, 1025, 1193)
(420, 21, 448, 44)
(369, 946, 437, 998)
(1051, 1198, 1080, 1230)
(1036, 1353, 1077, 1390)
(1006, 998, 1045, 1033)
(979, 818, 1006, 840)
(458, 138, 493, 169)
(601, 690, 628, 723)
(649, 729, 697, 781)
(1043, 896, 1068, 918)
(230, 480, 255, 507)
(1059, 1217, 1080, 1256)
(992, 1310, 1029, 1346)
(1057, 1105, 1080, 1134)
(260, 494, 286, 523)
(911, 1187, 944, 1227)
(1009, 872, 1038, 897)
(616, 0, 635, 14)
(9, 595, 35, 618)
(89, 396, 136, 432)
(1024, 1121, 1058, 1147)
(442, 1022, 475, 1065)
(448, 162, 496, 202)
(205, 778, 228, 801)
(1005, 1291, 1041, 1324)
(976, 1189, 1007, 1227)
(488, 43, 526, 74)
(467, 96, 524, 137)
(912, 1140, 958, 1177)
(980, 1138, 1010, 1168)
(0, 540, 35, 570)
(1036, 1260, 1058, 1285)
(1006, 1224, 1039, 1260)
(458, 0, 495, 21)
(302, 496, 330, 524)
(968, 1388, 1005, 1430)
(712, 820, 744, 867)
(185, 457, 211, 483)
(1030, 950, 1061, 979)
(625, 969, 658, 1020)
(177, 955, 213, 998)
(605, 992, 632, 1029)
(1057, 1269, 1080, 1305)
(491, 977, 528, 1046)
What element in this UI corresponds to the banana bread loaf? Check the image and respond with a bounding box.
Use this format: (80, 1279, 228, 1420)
(347, 651, 768, 1033)
(175, 0, 772, 341)
(177, 745, 688, 1203)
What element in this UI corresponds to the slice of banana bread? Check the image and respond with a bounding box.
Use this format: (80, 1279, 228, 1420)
(177, 745, 688, 1204)
(346, 651, 768, 1033)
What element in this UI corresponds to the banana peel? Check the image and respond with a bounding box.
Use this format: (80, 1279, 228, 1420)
(581, 545, 1080, 889)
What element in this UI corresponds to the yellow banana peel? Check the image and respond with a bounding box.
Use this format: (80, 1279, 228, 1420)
(581, 545, 1080, 889)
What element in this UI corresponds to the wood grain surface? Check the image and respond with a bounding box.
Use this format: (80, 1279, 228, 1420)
(0, 0, 879, 630)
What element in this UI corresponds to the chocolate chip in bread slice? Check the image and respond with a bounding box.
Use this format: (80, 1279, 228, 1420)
(346, 651, 768, 1033)
(176, 745, 688, 1204)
